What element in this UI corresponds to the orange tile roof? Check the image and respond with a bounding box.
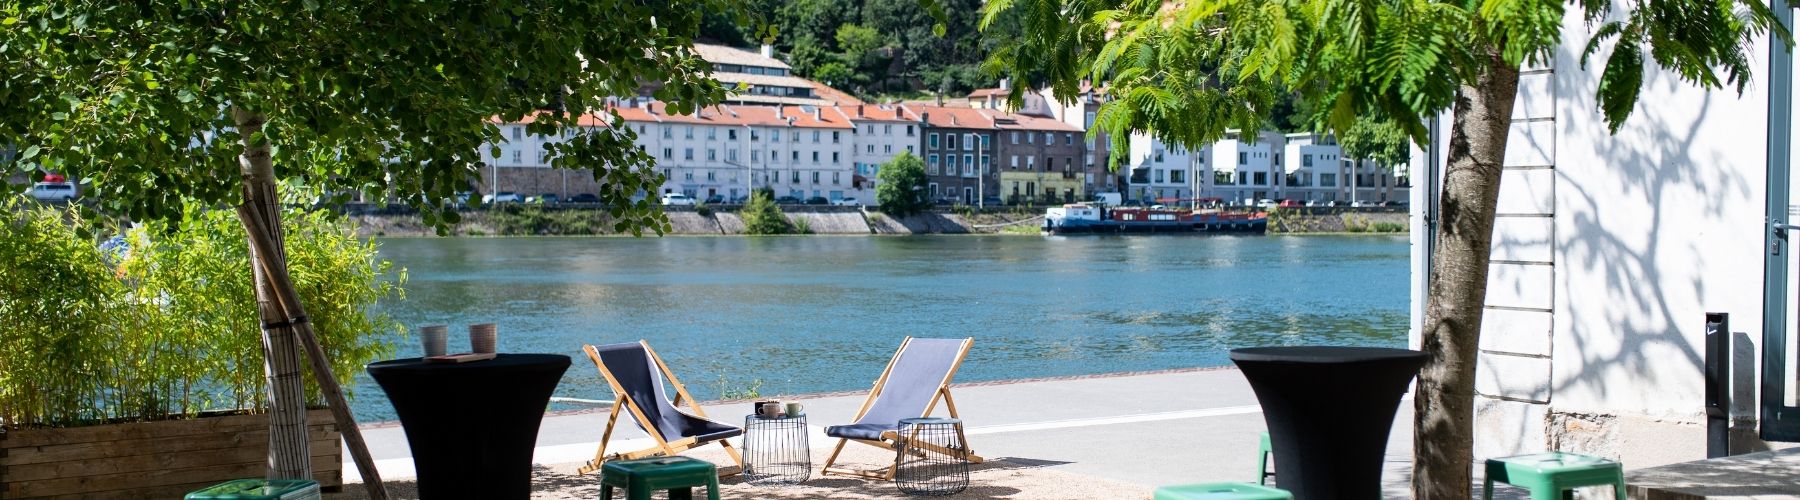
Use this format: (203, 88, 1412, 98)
(809, 82, 865, 106)
(842, 103, 922, 122)
(912, 106, 997, 129)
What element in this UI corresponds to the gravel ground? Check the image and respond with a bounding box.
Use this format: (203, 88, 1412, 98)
(327, 442, 1152, 499)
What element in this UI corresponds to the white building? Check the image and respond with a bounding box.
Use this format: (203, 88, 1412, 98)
(691, 44, 841, 107)
(1127, 133, 1208, 205)
(1210, 130, 1286, 204)
(609, 103, 860, 202)
(845, 103, 923, 202)
(1408, 10, 1800, 470)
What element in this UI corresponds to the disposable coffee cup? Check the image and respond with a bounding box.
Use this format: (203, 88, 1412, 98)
(420, 325, 448, 358)
(469, 323, 498, 354)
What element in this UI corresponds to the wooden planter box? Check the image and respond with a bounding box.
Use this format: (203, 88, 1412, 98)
(0, 409, 342, 499)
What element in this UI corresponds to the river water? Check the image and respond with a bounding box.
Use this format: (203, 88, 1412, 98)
(349, 234, 1411, 421)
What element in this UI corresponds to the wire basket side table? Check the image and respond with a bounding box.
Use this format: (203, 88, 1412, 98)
(742, 414, 810, 485)
(894, 417, 971, 496)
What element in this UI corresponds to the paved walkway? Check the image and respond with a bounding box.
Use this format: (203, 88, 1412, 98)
(346, 367, 1462, 496)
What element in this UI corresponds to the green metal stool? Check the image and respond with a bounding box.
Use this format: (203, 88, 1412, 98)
(600, 456, 721, 500)
(1482, 452, 1625, 500)
(1155, 482, 1293, 500)
(1256, 431, 1273, 485)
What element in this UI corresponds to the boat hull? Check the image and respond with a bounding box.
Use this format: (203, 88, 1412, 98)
(1044, 217, 1268, 235)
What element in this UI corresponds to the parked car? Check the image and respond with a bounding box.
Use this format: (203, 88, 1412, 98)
(982, 196, 1003, 206)
(775, 196, 802, 204)
(728, 195, 749, 204)
(1380, 200, 1405, 207)
(1350, 200, 1373, 208)
(29, 182, 77, 202)
(568, 193, 600, 204)
(527, 193, 558, 204)
(805, 196, 830, 205)
(1256, 199, 1277, 209)
(704, 194, 725, 205)
(832, 197, 860, 207)
(481, 191, 522, 203)
(1278, 200, 1303, 208)
(660, 193, 696, 206)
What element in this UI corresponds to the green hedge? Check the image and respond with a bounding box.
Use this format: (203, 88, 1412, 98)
(0, 198, 404, 428)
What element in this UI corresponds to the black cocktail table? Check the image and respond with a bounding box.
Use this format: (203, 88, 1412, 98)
(1230, 346, 1426, 500)
(367, 354, 571, 499)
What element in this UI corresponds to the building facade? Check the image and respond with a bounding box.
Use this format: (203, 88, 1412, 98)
(845, 103, 923, 202)
(1209, 130, 1285, 204)
(1127, 133, 1208, 205)
(916, 107, 997, 204)
(1038, 85, 1119, 198)
(994, 113, 1086, 205)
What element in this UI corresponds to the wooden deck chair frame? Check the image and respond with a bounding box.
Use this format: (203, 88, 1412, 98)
(576, 340, 743, 475)
(820, 336, 985, 480)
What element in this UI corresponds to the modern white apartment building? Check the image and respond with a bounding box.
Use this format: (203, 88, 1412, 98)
(1126, 133, 1208, 204)
(1210, 130, 1286, 204)
(845, 103, 923, 200)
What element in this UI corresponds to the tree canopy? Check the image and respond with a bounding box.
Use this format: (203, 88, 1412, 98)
(877, 151, 929, 216)
(1, 0, 738, 233)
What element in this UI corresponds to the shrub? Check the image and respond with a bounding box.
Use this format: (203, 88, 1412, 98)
(740, 189, 793, 235)
(1370, 221, 1408, 233)
(0, 198, 404, 427)
(877, 152, 930, 217)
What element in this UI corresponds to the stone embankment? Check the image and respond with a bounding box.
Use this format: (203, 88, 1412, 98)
(348, 205, 1403, 237)
(350, 205, 1044, 237)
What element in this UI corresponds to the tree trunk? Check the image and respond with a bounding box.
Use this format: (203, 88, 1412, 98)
(233, 108, 390, 499)
(233, 108, 313, 481)
(1412, 47, 1520, 499)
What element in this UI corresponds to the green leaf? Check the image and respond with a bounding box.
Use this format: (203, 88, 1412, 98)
(19, 145, 40, 160)
(1, 17, 17, 26)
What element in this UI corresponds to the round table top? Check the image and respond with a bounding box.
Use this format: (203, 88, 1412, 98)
(366, 353, 571, 376)
(1229, 346, 1425, 364)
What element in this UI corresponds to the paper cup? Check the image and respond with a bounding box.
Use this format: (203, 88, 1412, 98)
(469, 323, 498, 354)
(420, 325, 449, 358)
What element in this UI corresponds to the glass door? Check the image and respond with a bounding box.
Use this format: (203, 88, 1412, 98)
(1766, 0, 1800, 441)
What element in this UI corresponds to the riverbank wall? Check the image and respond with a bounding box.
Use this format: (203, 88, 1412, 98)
(348, 205, 1404, 237)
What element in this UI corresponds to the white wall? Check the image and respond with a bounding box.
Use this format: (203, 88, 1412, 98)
(1418, 9, 1789, 467)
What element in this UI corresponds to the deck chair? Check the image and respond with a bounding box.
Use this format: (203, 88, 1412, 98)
(576, 341, 744, 475)
(821, 337, 985, 479)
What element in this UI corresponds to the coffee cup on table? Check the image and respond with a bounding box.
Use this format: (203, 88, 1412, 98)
(469, 323, 497, 354)
(784, 402, 804, 417)
(419, 325, 448, 358)
(757, 400, 784, 418)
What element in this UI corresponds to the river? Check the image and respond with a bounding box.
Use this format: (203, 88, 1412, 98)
(349, 234, 1411, 421)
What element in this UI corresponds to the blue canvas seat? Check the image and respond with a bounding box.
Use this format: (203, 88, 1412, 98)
(577, 341, 743, 476)
(821, 337, 984, 479)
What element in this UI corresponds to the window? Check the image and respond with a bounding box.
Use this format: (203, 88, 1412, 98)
(1011, 131, 1020, 144)
(963, 134, 975, 151)
(832, 131, 841, 143)
(1304, 154, 1313, 167)
(662, 148, 672, 159)
(1155, 149, 1165, 163)
(1238, 152, 1248, 165)
(963, 154, 974, 175)
(928, 154, 940, 175)
(772, 130, 781, 143)
(684, 126, 693, 139)
(1044, 132, 1053, 144)
(884, 145, 893, 153)
(752, 150, 761, 163)
(1011, 156, 1019, 169)
(1065, 133, 1073, 145)
(1084, 111, 1096, 128)
(981, 134, 990, 149)
(751, 130, 761, 141)
(684, 171, 694, 180)
(706, 171, 716, 181)
(812, 171, 820, 183)
(729, 129, 738, 140)
(770, 150, 779, 164)
(1027, 156, 1036, 170)
(865, 125, 873, 134)
(792, 151, 799, 162)
(947, 134, 958, 150)
(1253, 172, 1268, 185)
(707, 149, 716, 161)
(832, 172, 841, 184)
(1171, 169, 1185, 184)
(1155, 169, 1164, 183)
(831, 152, 840, 163)
(884, 124, 892, 134)
(907, 145, 914, 153)
(867, 144, 874, 153)
(812, 130, 821, 143)
(1319, 173, 1337, 187)
(684, 148, 694, 160)
(707, 128, 716, 140)
(980, 155, 990, 172)
(513, 150, 522, 163)
(812, 151, 820, 163)
(929, 183, 938, 197)
(929, 133, 940, 148)
(906, 125, 914, 137)
(513, 127, 523, 140)
(792, 171, 801, 183)
(771, 170, 780, 182)
(728, 149, 738, 162)
(661, 127, 672, 139)
(1027, 133, 1034, 144)
(946, 155, 957, 173)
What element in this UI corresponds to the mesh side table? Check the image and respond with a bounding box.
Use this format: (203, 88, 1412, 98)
(742, 414, 810, 484)
(895, 417, 970, 496)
